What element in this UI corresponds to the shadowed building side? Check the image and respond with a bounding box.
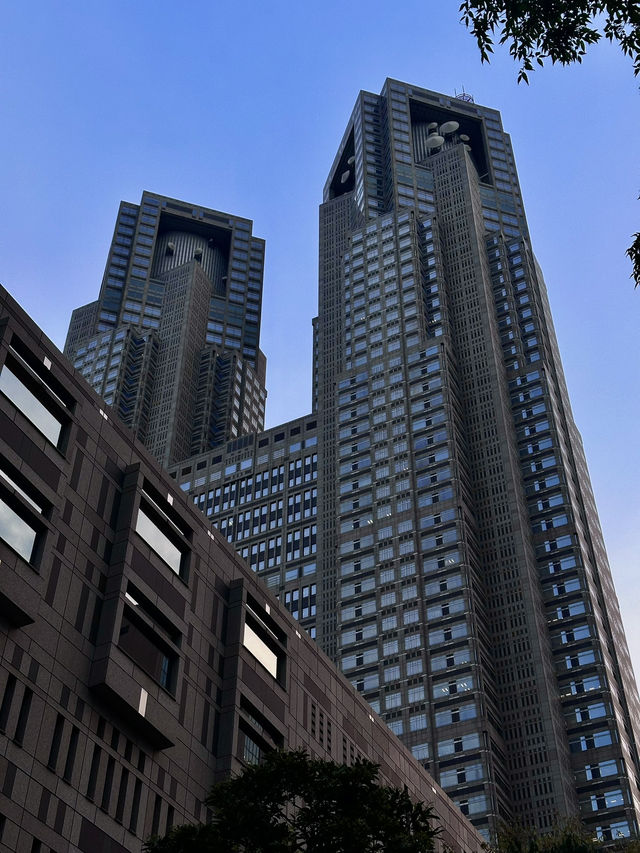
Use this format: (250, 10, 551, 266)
(0, 285, 483, 853)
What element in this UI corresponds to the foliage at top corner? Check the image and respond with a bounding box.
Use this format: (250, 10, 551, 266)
(460, 1, 640, 288)
(144, 748, 441, 853)
(459, 0, 640, 84)
(628, 227, 640, 287)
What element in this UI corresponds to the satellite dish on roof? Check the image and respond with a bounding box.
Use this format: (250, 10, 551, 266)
(341, 170, 351, 184)
(440, 120, 459, 135)
(464, 144, 472, 152)
(427, 122, 438, 131)
(426, 134, 444, 149)
(347, 155, 355, 165)
(459, 134, 470, 142)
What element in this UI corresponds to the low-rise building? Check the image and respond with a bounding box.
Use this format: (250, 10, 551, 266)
(0, 285, 482, 853)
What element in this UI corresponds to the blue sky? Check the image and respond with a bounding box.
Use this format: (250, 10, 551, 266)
(1, 1, 639, 677)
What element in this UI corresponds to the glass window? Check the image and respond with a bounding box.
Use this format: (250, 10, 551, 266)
(243, 601, 285, 683)
(243, 731, 263, 765)
(438, 732, 481, 756)
(440, 763, 484, 788)
(435, 704, 477, 727)
(0, 495, 38, 562)
(411, 743, 429, 761)
(408, 685, 425, 703)
(243, 622, 278, 678)
(585, 760, 617, 780)
(457, 793, 488, 816)
(385, 692, 401, 709)
(119, 606, 176, 691)
(387, 719, 403, 736)
(410, 713, 428, 731)
(0, 362, 63, 445)
(135, 505, 183, 575)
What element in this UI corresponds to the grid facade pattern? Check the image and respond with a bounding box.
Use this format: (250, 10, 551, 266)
(172, 417, 320, 640)
(65, 193, 267, 466)
(310, 78, 640, 839)
(68, 326, 159, 442)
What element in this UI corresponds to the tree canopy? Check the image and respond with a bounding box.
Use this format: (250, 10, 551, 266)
(489, 819, 640, 853)
(144, 749, 441, 853)
(460, 0, 640, 286)
(627, 222, 640, 287)
(491, 821, 599, 853)
(459, 0, 640, 83)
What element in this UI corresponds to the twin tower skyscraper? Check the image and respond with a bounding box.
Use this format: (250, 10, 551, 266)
(65, 79, 640, 841)
(65, 199, 267, 467)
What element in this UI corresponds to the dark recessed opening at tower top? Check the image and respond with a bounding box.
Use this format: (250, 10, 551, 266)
(328, 129, 356, 200)
(409, 99, 491, 184)
(153, 212, 233, 297)
(157, 212, 233, 255)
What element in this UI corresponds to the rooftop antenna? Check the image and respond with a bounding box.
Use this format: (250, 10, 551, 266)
(454, 87, 474, 103)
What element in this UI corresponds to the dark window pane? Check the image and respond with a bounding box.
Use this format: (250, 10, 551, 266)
(118, 609, 175, 691)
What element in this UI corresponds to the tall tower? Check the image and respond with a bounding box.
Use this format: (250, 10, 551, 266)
(65, 192, 267, 467)
(66, 88, 640, 843)
(311, 79, 640, 839)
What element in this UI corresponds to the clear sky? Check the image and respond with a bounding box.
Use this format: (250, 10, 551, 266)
(1, 1, 638, 679)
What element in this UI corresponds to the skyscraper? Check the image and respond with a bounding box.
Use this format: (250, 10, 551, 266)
(65, 192, 267, 467)
(307, 78, 640, 838)
(67, 82, 640, 841)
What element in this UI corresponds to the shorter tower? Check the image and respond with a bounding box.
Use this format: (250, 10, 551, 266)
(66, 192, 267, 467)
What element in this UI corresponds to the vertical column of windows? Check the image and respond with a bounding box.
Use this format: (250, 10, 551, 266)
(101, 204, 140, 328)
(500, 247, 634, 832)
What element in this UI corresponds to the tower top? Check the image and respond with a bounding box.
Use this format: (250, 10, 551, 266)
(454, 87, 474, 103)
